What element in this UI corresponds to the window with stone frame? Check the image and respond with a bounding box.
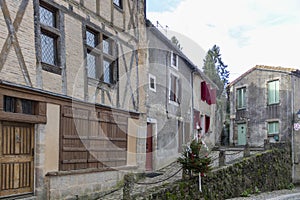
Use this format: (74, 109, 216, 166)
(268, 121, 279, 135)
(170, 51, 178, 69)
(85, 28, 118, 85)
(113, 0, 123, 9)
(236, 87, 246, 109)
(267, 80, 280, 105)
(169, 73, 181, 104)
(39, 2, 61, 74)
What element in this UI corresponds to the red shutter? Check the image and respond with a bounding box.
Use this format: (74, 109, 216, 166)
(193, 109, 200, 129)
(205, 115, 210, 133)
(210, 88, 216, 104)
(201, 82, 206, 101)
(206, 84, 211, 105)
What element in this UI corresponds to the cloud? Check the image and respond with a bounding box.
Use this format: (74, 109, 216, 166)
(147, 0, 300, 81)
(146, 0, 184, 12)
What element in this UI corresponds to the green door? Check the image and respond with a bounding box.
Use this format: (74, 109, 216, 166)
(237, 123, 246, 145)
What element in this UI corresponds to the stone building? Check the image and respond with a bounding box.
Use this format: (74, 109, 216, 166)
(0, 0, 147, 199)
(228, 65, 300, 183)
(228, 65, 297, 146)
(145, 20, 217, 170)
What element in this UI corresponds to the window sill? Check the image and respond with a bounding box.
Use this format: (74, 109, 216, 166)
(88, 78, 116, 90)
(113, 4, 124, 13)
(170, 65, 178, 70)
(267, 102, 280, 106)
(169, 100, 179, 106)
(237, 107, 246, 111)
(42, 63, 62, 75)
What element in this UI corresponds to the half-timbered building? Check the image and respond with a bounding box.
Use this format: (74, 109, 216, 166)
(0, 0, 146, 199)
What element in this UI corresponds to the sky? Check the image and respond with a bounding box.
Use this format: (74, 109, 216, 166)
(146, 0, 300, 81)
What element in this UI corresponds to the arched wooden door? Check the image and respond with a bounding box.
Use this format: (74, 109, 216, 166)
(0, 122, 34, 198)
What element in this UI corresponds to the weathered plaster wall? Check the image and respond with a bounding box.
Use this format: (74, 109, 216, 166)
(147, 29, 193, 170)
(230, 69, 293, 146)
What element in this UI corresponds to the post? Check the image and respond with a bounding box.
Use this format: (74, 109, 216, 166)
(219, 150, 225, 167)
(123, 174, 135, 200)
(243, 143, 250, 157)
(264, 139, 270, 150)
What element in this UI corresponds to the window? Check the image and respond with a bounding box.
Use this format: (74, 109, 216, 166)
(268, 121, 279, 135)
(113, 0, 123, 9)
(4, 96, 36, 115)
(170, 52, 178, 68)
(85, 28, 117, 85)
(268, 80, 279, 104)
(39, 3, 61, 74)
(169, 73, 180, 103)
(149, 74, 156, 92)
(237, 87, 246, 109)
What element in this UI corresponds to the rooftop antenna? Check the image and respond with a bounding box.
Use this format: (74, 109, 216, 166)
(156, 21, 169, 36)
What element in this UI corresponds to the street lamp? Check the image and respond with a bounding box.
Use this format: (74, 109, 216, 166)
(297, 109, 300, 119)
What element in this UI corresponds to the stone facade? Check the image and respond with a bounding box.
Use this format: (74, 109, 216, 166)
(228, 65, 300, 183)
(229, 66, 296, 147)
(145, 20, 218, 170)
(0, 0, 147, 199)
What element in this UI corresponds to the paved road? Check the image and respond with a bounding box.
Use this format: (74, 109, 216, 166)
(228, 187, 300, 200)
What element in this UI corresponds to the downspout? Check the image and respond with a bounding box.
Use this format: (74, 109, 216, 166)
(191, 70, 195, 141)
(292, 74, 295, 182)
(166, 51, 169, 119)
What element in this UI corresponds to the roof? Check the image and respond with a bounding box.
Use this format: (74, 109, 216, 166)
(145, 19, 218, 89)
(228, 65, 297, 87)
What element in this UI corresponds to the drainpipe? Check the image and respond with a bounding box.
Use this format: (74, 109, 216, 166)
(166, 51, 169, 119)
(291, 75, 295, 182)
(191, 70, 195, 141)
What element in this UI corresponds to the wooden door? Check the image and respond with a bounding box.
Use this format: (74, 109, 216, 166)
(0, 122, 34, 198)
(237, 123, 247, 146)
(146, 123, 153, 171)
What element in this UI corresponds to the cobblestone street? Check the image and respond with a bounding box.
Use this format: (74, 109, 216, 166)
(98, 161, 183, 199)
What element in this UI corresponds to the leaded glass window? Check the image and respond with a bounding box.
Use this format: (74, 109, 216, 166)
(85, 27, 118, 85)
(39, 3, 61, 74)
(103, 39, 111, 55)
(268, 80, 279, 104)
(86, 30, 96, 48)
(41, 33, 56, 65)
(103, 60, 111, 83)
(87, 53, 96, 79)
(39, 6, 55, 27)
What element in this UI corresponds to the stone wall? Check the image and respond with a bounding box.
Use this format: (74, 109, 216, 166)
(132, 146, 292, 200)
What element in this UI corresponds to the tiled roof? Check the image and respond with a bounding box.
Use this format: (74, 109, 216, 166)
(228, 65, 297, 87)
(254, 65, 296, 72)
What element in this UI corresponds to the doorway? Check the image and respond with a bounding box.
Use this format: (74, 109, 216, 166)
(146, 123, 153, 171)
(0, 122, 34, 198)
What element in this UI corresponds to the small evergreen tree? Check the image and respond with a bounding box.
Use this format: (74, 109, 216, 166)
(178, 140, 212, 177)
